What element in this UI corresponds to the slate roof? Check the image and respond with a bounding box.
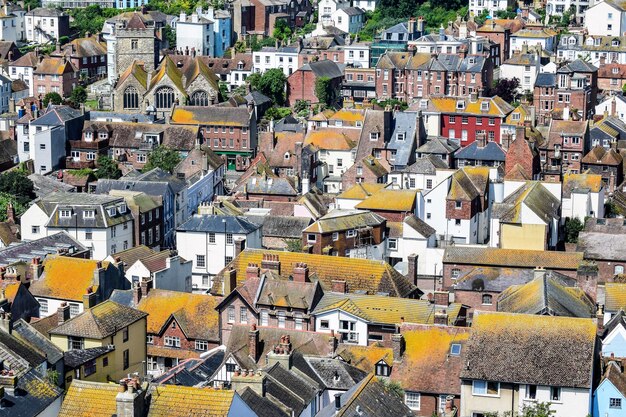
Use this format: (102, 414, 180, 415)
(416, 137, 459, 154)
(84, 121, 200, 151)
(58, 380, 120, 417)
(0, 369, 63, 417)
(317, 373, 413, 417)
(0, 231, 86, 267)
(216, 249, 418, 297)
(300, 59, 344, 79)
(0, 330, 45, 369)
(111, 245, 155, 268)
(386, 111, 419, 167)
(460, 312, 596, 388)
(303, 210, 385, 233)
(240, 387, 290, 417)
(492, 181, 560, 224)
(11, 319, 62, 366)
(293, 354, 367, 391)
(443, 246, 584, 269)
(242, 175, 298, 196)
(245, 215, 311, 239)
(403, 214, 436, 237)
(264, 362, 318, 416)
(147, 385, 234, 416)
(177, 214, 261, 234)
(152, 349, 226, 385)
(497, 274, 595, 317)
(49, 300, 147, 339)
(402, 154, 449, 173)
(535, 72, 556, 87)
(605, 283, 626, 312)
(557, 59, 598, 74)
(95, 170, 186, 198)
(455, 141, 506, 162)
(313, 292, 465, 326)
(64, 346, 114, 368)
(30, 105, 82, 126)
(171, 105, 251, 126)
(391, 324, 471, 395)
(28, 173, 75, 197)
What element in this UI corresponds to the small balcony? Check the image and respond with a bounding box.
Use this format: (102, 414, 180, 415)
(65, 158, 95, 169)
(68, 139, 109, 150)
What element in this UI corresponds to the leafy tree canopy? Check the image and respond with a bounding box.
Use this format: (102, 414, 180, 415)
(273, 19, 292, 42)
(144, 145, 182, 174)
(565, 217, 584, 244)
(491, 77, 520, 103)
(315, 76, 336, 107)
(248, 68, 287, 106)
(0, 193, 27, 222)
(264, 107, 292, 121)
(43, 92, 63, 107)
(96, 156, 122, 179)
(70, 86, 88, 105)
(0, 170, 35, 205)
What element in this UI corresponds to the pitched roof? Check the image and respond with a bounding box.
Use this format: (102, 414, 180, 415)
(337, 183, 387, 200)
(49, 300, 146, 339)
(562, 173, 604, 198)
(58, 380, 119, 417)
(139, 250, 183, 273)
(28, 256, 108, 302)
(492, 181, 560, 224)
(147, 385, 234, 417)
(455, 141, 506, 162)
(177, 214, 261, 234)
(303, 128, 359, 150)
(355, 189, 416, 211)
(582, 145, 623, 165)
(313, 292, 465, 326)
(64, 346, 115, 368)
(304, 209, 385, 233)
(443, 246, 584, 269)
(454, 267, 536, 292)
(301, 59, 344, 79)
(111, 245, 155, 267)
(577, 229, 626, 261)
(497, 274, 594, 317)
(403, 154, 449, 173)
(426, 96, 514, 117)
(447, 167, 489, 201)
(1, 369, 63, 417)
(117, 60, 149, 89)
(12, 318, 64, 364)
(391, 324, 471, 395)
(535, 72, 556, 87)
(335, 344, 393, 371)
(460, 312, 596, 388)
(33, 56, 77, 75)
(605, 283, 626, 312)
(218, 249, 418, 297)
(603, 361, 626, 398)
(317, 373, 413, 417)
(136, 289, 221, 340)
(171, 105, 251, 126)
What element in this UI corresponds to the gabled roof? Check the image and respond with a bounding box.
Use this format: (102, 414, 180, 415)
(426, 96, 514, 117)
(497, 273, 594, 317)
(582, 145, 623, 165)
(171, 105, 251, 126)
(31, 105, 82, 126)
(1, 369, 63, 417)
(304, 209, 385, 233)
(135, 289, 221, 340)
(355, 189, 416, 211)
(447, 167, 489, 201)
(535, 72, 556, 87)
(294, 354, 367, 391)
(455, 141, 506, 162)
(12, 318, 64, 364)
(239, 387, 289, 417)
(254, 275, 321, 311)
(557, 59, 598, 74)
(150, 55, 186, 93)
(317, 373, 413, 417)
(416, 137, 459, 154)
(147, 385, 234, 417)
(391, 324, 471, 395)
(117, 60, 149, 89)
(177, 214, 261, 234)
(64, 346, 114, 369)
(335, 344, 393, 371)
(460, 312, 596, 388)
(58, 380, 122, 417)
(34, 56, 77, 75)
(337, 183, 387, 200)
(217, 249, 418, 298)
(49, 300, 147, 339)
(443, 246, 584, 269)
(605, 283, 626, 312)
(602, 361, 626, 399)
(492, 181, 560, 224)
(312, 292, 464, 326)
(402, 154, 449, 173)
(300, 59, 343, 79)
(0, 329, 45, 369)
(562, 173, 604, 198)
(403, 214, 436, 237)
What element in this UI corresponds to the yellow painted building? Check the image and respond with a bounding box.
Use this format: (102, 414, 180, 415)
(49, 300, 148, 383)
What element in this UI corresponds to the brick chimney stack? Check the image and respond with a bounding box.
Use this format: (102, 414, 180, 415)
(433, 291, 449, 307)
(246, 263, 260, 279)
(249, 323, 260, 362)
(57, 302, 71, 325)
(83, 286, 97, 309)
(392, 332, 404, 361)
(292, 262, 309, 283)
(261, 254, 280, 274)
(406, 254, 417, 285)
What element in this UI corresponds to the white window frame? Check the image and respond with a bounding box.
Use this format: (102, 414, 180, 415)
(405, 392, 421, 410)
(472, 380, 500, 397)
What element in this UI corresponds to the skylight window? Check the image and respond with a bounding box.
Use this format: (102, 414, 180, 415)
(450, 343, 462, 356)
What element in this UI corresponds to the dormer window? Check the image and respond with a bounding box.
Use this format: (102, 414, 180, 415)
(595, 38, 601, 46)
(375, 360, 390, 377)
(98, 132, 108, 140)
(613, 39, 620, 47)
(84, 131, 93, 141)
(370, 132, 379, 141)
(108, 207, 117, 217)
(481, 101, 489, 111)
(119, 204, 127, 214)
(144, 133, 160, 145)
(397, 132, 405, 141)
(613, 67, 620, 74)
(568, 37, 576, 45)
(456, 100, 465, 110)
(60, 209, 72, 218)
(468, 57, 475, 64)
(83, 209, 95, 219)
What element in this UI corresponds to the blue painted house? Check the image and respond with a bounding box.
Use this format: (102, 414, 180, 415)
(593, 362, 626, 417)
(207, 8, 232, 57)
(602, 310, 626, 358)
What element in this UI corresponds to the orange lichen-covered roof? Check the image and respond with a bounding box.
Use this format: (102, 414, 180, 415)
(606, 283, 626, 312)
(2, 282, 19, 301)
(148, 385, 234, 417)
(461, 312, 596, 388)
(443, 246, 584, 269)
(563, 172, 603, 197)
(355, 189, 416, 211)
(391, 324, 470, 394)
(33, 57, 77, 75)
(117, 60, 148, 89)
(136, 289, 222, 340)
(58, 380, 119, 417)
(217, 249, 417, 298)
(150, 55, 186, 94)
(427, 96, 514, 116)
(336, 344, 394, 372)
(304, 128, 359, 150)
(29, 256, 105, 301)
(337, 183, 388, 200)
(329, 109, 365, 123)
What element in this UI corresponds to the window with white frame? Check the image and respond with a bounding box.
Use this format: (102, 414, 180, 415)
(240, 307, 248, 323)
(147, 335, 154, 344)
(38, 299, 48, 314)
(332, 232, 339, 241)
(295, 312, 303, 330)
(227, 306, 235, 323)
(164, 336, 181, 347)
(260, 310, 269, 326)
(346, 230, 357, 238)
(60, 209, 72, 218)
(277, 311, 286, 328)
(196, 255, 206, 268)
(195, 340, 208, 351)
(307, 234, 316, 243)
(405, 392, 420, 410)
(472, 380, 500, 396)
(388, 238, 397, 250)
(83, 209, 95, 219)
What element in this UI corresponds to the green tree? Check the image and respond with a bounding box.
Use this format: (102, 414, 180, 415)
(520, 402, 555, 417)
(43, 92, 63, 107)
(622, 83, 626, 96)
(95, 156, 122, 179)
(491, 77, 520, 103)
(163, 25, 176, 48)
(565, 217, 584, 243)
(273, 18, 292, 42)
(249, 69, 287, 106)
(0, 193, 27, 222)
(315, 76, 337, 107)
(144, 145, 182, 174)
(377, 377, 404, 398)
(70, 86, 88, 105)
(264, 107, 292, 121)
(0, 170, 35, 205)
(284, 238, 303, 252)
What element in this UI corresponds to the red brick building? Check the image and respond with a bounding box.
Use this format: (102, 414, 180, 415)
(375, 51, 494, 101)
(287, 59, 344, 105)
(542, 119, 589, 180)
(424, 96, 514, 145)
(597, 62, 626, 93)
(50, 35, 107, 81)
(32, 55, 78, 98)
(554, 60, 598, 122)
